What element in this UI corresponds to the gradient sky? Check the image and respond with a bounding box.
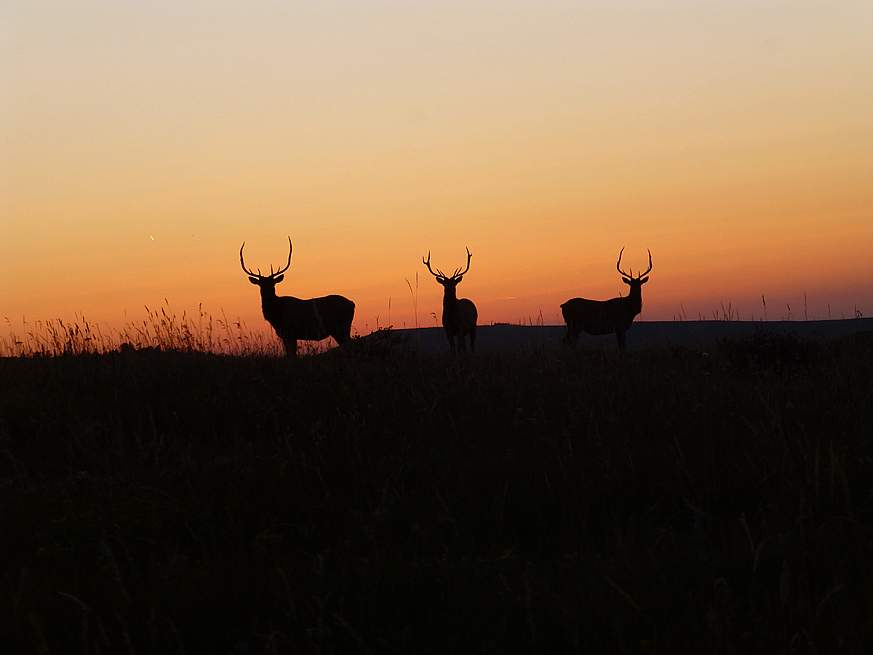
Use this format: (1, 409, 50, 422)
(3, 1, 873, 336)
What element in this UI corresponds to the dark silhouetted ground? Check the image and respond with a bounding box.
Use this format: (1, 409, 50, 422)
(2, 326, 873, 653)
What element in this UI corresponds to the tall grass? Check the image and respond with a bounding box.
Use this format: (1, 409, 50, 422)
(1, 302, 287, 357)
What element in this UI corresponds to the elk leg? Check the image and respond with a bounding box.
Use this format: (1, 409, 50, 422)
(282, 336, 298, 357)
(445, 331, 455, 353)
(337, 318, 354, 345)
(469, 327, 476, 353)
(332, 330, 350, 345)
(564, 324, 579, 346)
(616, 330, 626, 352)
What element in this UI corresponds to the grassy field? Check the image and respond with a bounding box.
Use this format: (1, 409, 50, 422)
(2, 328, 873, 653)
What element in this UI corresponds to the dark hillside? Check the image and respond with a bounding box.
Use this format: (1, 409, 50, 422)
(2, 334, 873, 653)
(393, 318, 873, 352)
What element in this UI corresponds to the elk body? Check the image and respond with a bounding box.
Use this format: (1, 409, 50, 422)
(240, 237, 355, 356)
(423, 247, 478, 352)
(561, 248, 652, 351)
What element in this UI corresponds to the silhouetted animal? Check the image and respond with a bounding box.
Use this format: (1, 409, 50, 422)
(561, 248, 652, 351)
(240, 237, 355, 356)
(423, 247, 478, 352)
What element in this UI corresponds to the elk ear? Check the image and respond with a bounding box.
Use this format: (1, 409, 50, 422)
(639, 276, 649, 284)
(274, 274, 284, 283)
(621, 277, 632, 285)
(248, 277, 260, 285)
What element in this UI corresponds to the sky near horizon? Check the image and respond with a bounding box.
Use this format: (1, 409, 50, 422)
(3, 1, 873, 337)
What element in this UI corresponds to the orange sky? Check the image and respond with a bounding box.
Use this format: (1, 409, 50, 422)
(3, 1, 873, 336)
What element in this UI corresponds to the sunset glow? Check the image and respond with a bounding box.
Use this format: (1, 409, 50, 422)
(4, 1, 873, 337)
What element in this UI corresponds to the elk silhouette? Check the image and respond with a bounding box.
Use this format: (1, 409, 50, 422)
(561, 248, 652, 351)
(423, 247, 478, 352)
(240, 237, 355, 356)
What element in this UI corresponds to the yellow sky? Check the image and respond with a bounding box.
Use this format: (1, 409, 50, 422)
(3, 1, 872, 334)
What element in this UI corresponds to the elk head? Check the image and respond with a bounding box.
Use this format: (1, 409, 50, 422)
(422, 247, 472, 296)
(616, 247, 652, 293)
(239, 237, 293, 294)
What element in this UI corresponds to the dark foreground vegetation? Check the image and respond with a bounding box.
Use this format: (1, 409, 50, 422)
(2, 331, 873, 654)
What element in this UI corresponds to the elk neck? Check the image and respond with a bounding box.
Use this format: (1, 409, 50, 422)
(441, 285, 461, 324)
(258, 284, 280, 317)
(442, 285, 458, 308)
(624, 284, 643, 316)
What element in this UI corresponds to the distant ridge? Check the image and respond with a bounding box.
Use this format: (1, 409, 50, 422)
(385, 318, 873, 353)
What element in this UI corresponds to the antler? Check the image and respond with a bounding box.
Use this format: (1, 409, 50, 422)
(640, 248, 652, 277)
(640, 249, 652, 277)
(617, 247, 652, 279)
(240, 237, 293, 279)
(422, 251, 447, 279)
(275, 236, 293, 276)
(423, 247, 472, 280)
(452, 247, 472, 279)
(240, 242, 259, 277)
(616, 247, 630, 278)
